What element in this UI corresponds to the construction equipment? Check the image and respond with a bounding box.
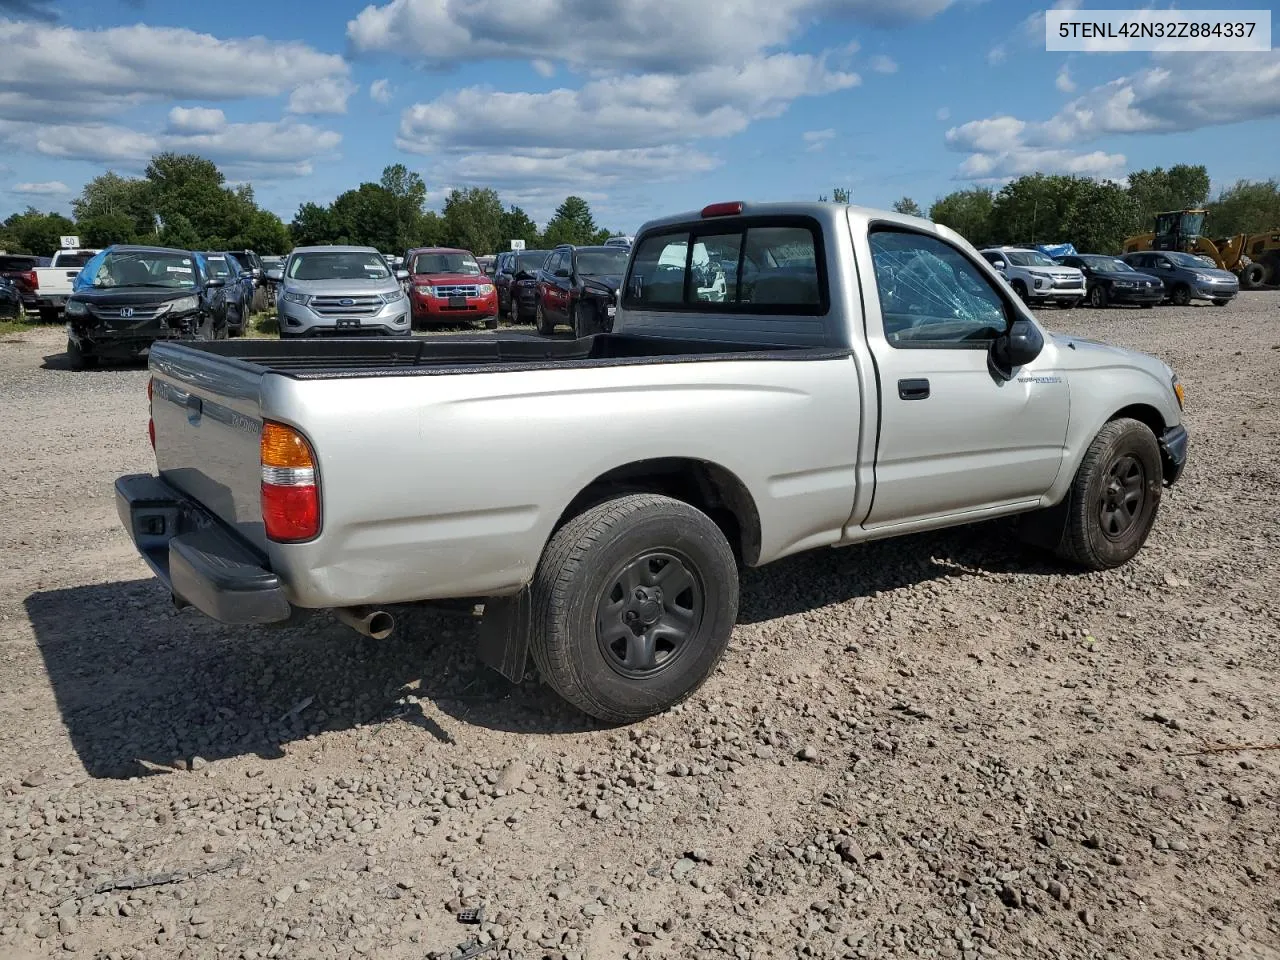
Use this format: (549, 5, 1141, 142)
(1122, 209, 1265, 286)
(1238, 231, 1280, 288)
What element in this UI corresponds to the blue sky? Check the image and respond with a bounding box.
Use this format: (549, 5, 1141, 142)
(1, 0, 1278, 234)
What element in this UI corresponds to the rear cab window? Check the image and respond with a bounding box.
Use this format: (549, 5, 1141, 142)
(622, 216, 828, 315)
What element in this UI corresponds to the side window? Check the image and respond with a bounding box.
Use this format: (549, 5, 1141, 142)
(694, 233, 740, 302)
(628, 232, 689, 305)
(869, 230, 1009, 347)
(545, 251, 562, 276)
(980, 251, 1002, 265)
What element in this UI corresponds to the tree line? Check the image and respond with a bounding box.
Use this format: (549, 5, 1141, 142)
(1, 153, 618, 259)
(891, 165, 1280, 254)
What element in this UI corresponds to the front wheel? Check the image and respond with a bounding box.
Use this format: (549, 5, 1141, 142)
(66, 338, 97, 370)
(1211, 298, 1230, 307)
(529, 494, 739, 723)
(572, 301, 598, 338)
(485, 314, 499, 330)
(1171, 284, 1192, 307)
(1089, 284, 1108, 308)
(1054, 418, 1163, 571)
(1011, 280, 1029, 302)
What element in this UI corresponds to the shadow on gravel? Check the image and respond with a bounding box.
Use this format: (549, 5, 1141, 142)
(40, 351, 148, 372)
(24, 579, 597, 780)
(738, 519, 1067, 624)
(26, 523, 1068, 778)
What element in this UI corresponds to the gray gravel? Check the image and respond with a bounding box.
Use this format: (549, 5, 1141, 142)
(2, 298, 1278, 959)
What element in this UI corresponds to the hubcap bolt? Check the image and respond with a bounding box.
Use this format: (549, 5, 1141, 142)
(624, 611, 639, 622)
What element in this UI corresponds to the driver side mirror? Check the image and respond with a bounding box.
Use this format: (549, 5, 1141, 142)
(239, 271, 253, 281)
(988, 318, 1043, 382)
(265, 268, 282, 282)
(991, 259, 1007, 273)
(395, 269, 409, 281)
(205, 277, 225, 289)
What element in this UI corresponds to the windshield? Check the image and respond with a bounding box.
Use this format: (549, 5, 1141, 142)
(203, 255, 234, 279)
(1079, 256, 1132, 273)
(88, 250, 198, 289)
(1166, 252, 1214, 268)
(517, 251, 548, 272)
(288, 252, 390, 281)
(576, 248, 629, 276)
(1005, 251, 1058, 267)
(55, 252, 97, 268)
(411, 252, 479, 275)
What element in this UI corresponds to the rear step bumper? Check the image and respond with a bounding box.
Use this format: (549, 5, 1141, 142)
(115, 474, 293, 624)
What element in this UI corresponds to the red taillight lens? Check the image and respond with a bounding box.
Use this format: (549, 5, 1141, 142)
(23, 270, 38, 289)
(701, 201, 744, 218)
(147, 378, 155, 451)
(260, 421, 320, 542)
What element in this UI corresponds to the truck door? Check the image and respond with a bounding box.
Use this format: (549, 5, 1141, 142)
(857, 226, 1070, 529)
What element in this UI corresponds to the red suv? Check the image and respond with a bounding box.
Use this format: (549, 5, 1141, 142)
(404, 247, 499, 329)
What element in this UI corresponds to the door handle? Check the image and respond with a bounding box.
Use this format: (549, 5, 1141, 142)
(898, 378, 930, 400)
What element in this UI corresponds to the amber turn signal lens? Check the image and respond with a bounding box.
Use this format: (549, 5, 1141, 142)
(261, 422, 315, 469)
(1172, 380, 1185, 409)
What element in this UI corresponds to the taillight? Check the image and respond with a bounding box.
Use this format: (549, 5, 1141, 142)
(147, 378, 155, 452)
(260, 421, 320, 542)
(23, 270, 38, 290)
(701, 201, 744, 218)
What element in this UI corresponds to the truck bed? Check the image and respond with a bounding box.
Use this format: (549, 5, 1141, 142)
(163, 332, 848, 378)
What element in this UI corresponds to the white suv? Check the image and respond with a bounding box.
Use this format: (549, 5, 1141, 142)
(979, 247, 1085, 308)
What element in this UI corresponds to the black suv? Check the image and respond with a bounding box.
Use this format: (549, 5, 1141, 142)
(64, 246, 234, 368)
(494, 249, 549, 323)
(534, 244, 630, 337)
(1055, 254, 1165, 308)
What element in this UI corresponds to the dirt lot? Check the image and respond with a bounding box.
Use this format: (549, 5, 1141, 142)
(1, 298, 1278, 960)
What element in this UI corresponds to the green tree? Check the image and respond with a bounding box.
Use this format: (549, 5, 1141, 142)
(818, 187, 852, 203)
(1126, 165, 1211, 232)
(329, 183, 399, 249)
(145, 153, 241, 244)
(541, 196, 597, 248)
(499, 204, 540, 250)
(2, 208, 78, 257)
(78, 212, 137, 248)
(441, 187, 506, 254)
(892, 197, 923, 217)
(929, 188, 995, 246)
(290, 202, 336, 246)
(233, 209, 292, 254)
(73, 171, 155, 238)
(1207, 179, 1280, 237)
(379, 163, 428, 253)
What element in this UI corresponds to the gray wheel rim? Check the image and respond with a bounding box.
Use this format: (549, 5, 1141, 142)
(1099, 454, 1145, 540)
(596, 550, 704, 679)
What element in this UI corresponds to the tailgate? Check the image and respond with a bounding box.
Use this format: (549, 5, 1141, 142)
(148, 343, 269, 551)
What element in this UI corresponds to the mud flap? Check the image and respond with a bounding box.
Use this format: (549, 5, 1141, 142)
(475, 587, 531, 683)
(1014, 498, 1070, 551)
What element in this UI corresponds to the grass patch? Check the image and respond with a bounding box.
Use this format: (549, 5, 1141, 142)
(0, 312, 42, 340)
(244, 311, 279, 338)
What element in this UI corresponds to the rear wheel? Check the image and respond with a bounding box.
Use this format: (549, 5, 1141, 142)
(1011, 280, 1028, 302)
(1240, 262, 1265, 289)
(529, 494, 739, 723)
(573, 301, 598, 338)
(1089, 284, 1108, 308)
(1054, 418, 1163, 571)
(226, 306, 243, 337)
(535, 300, 554, 336)
(1171, 284, 1192, 306)
(1212, 298, 1230, 307)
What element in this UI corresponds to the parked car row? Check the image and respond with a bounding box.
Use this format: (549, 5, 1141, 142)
(977, 245, 1239, 309)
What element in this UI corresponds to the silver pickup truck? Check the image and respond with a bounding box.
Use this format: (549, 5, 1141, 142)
(116, 201, 1188, 723)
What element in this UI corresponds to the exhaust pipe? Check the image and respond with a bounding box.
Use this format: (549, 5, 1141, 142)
(334, 606, 395, 640)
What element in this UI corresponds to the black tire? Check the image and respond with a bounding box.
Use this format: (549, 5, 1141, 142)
(535, 300, 554, 336)
(39, 307, 60, 323)
(1011, 280, 1028, 302)
(1171, 284, 1192, 306)
(226, 306, 243, 337)
(1239, 262, 1265, 290)
(1211, 298, 1230, 307)
(66, 338, 97, 370)
(572, 301, 597, 338)
(485, 314, 499, 330)
(1054, 418, 1163, 571)
(251, 287, 268, 313)
(1059, 298, 1078, 309)
(1089, 284, 1108, 308)
(529, 494, 739, 723)
(1140, 303, 1154, 309)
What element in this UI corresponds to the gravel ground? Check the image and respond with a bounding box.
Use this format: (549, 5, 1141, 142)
(1, 297, 1278, 960)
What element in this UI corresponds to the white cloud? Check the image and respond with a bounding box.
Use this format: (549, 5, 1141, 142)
(11, 180, 70, 196)
(0, 20, 349, 122)
(531, 59, 556, 78)
(869, 54, 898, 74)
(1055, 63, 1075, 93)
(288, 78, 358, 115)
(945, 115, 1027, 153)
(935, 106, 950, 121)
(398, 53, 858, 154)
(957, 148, 1126, 183)
(370, 78, 394, 103)
(803, 128, 836, 151)
(349, 0, 957, 72)
(450, 146, 720, 187)
(167, 106, 227, 135)
(986, 45, 1006, 65)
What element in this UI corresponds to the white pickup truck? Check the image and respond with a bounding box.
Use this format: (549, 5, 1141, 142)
(116, 201, 1188, 722)
(34, 248, 101, 320)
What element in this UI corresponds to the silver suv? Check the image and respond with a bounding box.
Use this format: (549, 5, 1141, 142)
(979, 246, 1085, 308)
(276, 246, 410, 337)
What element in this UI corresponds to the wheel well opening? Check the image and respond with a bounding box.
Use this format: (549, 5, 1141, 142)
(556, 458, 762, 566)
(1110, 404, 1165, 437)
